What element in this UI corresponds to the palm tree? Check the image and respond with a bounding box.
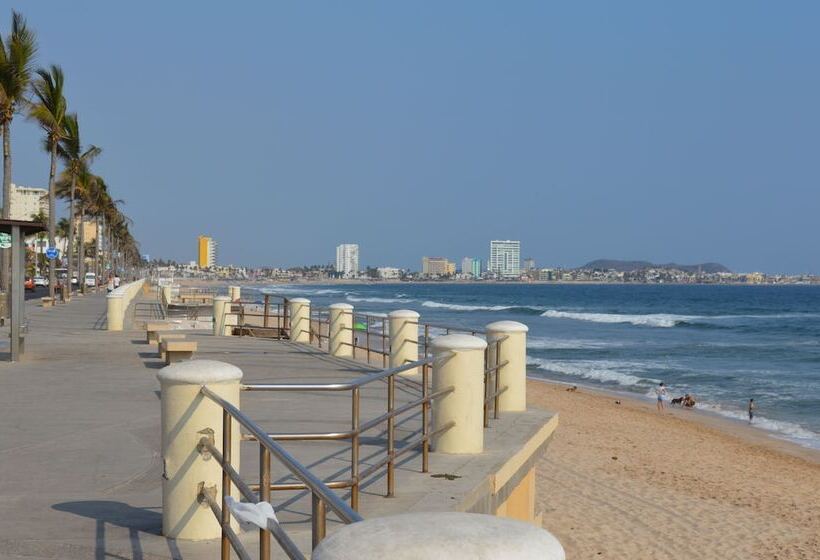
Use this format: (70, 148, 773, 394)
(0, 10, 37, 292)
(29, 209, 47, 276)
(28, 64, 67, 299)
(57, 113, 100, 293)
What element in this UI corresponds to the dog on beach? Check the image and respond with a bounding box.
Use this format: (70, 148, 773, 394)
(566, 385, 578, 392)
(671, 396, 685, 406)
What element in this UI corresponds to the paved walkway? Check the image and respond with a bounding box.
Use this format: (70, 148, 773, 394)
(0, 293, 553, 559)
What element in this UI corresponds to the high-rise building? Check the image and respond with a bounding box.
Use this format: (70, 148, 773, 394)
(198, 235, 217, 268)
(461, 257, 482, 278)
(422, 256, 455, 277)
(489, 240, 521, 278)
(9, 183, 48, 221)
(524, 257, 536, 272)
(336, 244, 359, 278)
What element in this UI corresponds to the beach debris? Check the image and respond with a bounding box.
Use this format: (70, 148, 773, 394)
(225, 496, 278, 531)
(566, 385, 578, 392)
(431, 473, 461, 481)
(611, 456, 618, 460)
(615, 400, 621, 405)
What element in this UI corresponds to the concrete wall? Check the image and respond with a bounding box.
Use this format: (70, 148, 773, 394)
(107, 278, 147, 331)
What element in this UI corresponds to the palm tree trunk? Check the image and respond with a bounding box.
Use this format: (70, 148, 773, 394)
(67, 176, 75, 296)
(1, 120, 12, 298)
(78, 203, 86, 294)
(47, 143, 57, 300)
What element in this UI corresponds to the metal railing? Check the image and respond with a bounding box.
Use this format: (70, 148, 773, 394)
(229, 295, 291, 339)
(198, 356, 453, 560)
(199, 386, 364, 560)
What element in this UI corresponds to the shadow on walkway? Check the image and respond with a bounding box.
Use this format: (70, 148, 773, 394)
(52, 501, 180, 560)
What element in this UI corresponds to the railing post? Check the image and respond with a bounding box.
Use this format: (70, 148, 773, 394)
(388, 309, 420, 376)
(486, 321, 529, 413)
(259, 446, 271, 560)
(289, 298, 311, 343)
(431, 334, 487, 453)
(329, 303, 354, 357)
(157, 360, 243, 539)
(312, 493, 327, 549)
(263, 295, 270, 328)
(213, 296, 231, 336)
(350, 387, 360, 510)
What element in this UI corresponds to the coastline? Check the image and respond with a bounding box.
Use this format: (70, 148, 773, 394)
(528, 378, 820, 559)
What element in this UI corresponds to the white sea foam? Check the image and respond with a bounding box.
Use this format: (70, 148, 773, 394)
(541, 309, 694, 327)
(698, 403, 820, 449)
(527, 357, 661, 387)
(346, 295, 414, 304)
(527, 337, 625, 350)
(422, 300, 544, 312)
(259, 286, 344, 296)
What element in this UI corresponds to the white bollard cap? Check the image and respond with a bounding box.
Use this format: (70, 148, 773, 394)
(313, 512, 565, 560)
(389, 309, 419, 319)
(157, 360, 243, 385)
(289, 297, 310, 304)
(431, 333, 487, 352)
(486, 320, 529, 333)
(329, 303, 354, 310)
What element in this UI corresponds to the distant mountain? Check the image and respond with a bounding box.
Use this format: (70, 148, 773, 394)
(580, 259, 731, 274)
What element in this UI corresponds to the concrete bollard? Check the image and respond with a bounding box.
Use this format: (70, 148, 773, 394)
(486, 321, 529, 412)
(213, 296, 230, 336)
(106, 293, 124, 331)
(431, 334, 487, 453)
(161, 285, 173, 307)
(312, 512, 565, 560)
(157, 360, 242, 540)
(289, 298, 310, 343)
(389, 309, 420, 375)
(329, 303, 354, 357)
(228, 286, 241, 302)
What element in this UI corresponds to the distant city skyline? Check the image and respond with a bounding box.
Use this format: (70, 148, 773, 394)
(7, 3, 820, 274)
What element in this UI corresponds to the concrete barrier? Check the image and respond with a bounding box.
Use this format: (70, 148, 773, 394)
(213, 296, 230, 336)
(157, 360, 242, 540)
(106, 278, 147, 331)
(329, 303, 354, 357)
(486, 321, 529, 413)
(431, 334, 487, 453)
(312, 512, 565, 560)
(389, 309, 420, 375)
(289, 298, 310, 343)
(228, 285, 241, 302)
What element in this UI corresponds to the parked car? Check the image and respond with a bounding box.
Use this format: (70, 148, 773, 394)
(84, 272, 97, 287)
(33, 275, 48, 287)
(24, 277, 35, 291)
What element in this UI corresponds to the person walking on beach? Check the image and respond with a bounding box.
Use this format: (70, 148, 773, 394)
(748, 398, 756, 423)
(655, 382, 668, 411)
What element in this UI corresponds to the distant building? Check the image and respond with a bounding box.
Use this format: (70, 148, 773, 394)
(422, 256, 455, 277)
(198, 235, 217, 268)
(461, 257, 482, 278)
(9, 183, 48, 221)
(524, 257, 536, 272)
(489, 240, 521, 278)
(538, 268, 555, 281)
(336, 244, 360, 278)
(377, 267, 401, 279)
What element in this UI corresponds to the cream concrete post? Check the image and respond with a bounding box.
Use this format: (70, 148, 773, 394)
(106, 294, 124, 331)
(312, 512, 565, 560)
(289, 297, 310, 343)
(329, 303, 354, 357)
(389, 309, 420, 375)
(431, 334, 487, 453)
(486, 320, 529, 412)
(228, 286, 241, 302)
(158, 360, 242, 540)
(213, 296, 230, 336)
(161, 285, 173, 307)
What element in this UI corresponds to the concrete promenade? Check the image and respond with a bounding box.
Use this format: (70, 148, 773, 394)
(0, 293, 555, 559)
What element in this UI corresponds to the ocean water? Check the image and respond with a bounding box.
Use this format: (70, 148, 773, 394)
(246, 283, 820, 450)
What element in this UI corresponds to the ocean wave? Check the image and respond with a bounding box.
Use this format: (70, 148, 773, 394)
(541, 309, 692, 327)
(422, 300, 544, 313)
(527, 357, 661, 387)
(346, 295, 414, 304)
(527, 337, 625, 350)
(699, 404, 820, 449)
(259, 286, 345, 296)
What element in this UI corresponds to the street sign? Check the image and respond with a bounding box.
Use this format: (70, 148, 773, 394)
(45, 247, 59, 260)
(0, 232, 10, 249)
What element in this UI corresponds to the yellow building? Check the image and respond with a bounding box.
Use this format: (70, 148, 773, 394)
(422, 256, 456, 277)
(197, 235, 217, 268)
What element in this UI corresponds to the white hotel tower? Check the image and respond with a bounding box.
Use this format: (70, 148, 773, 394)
(489, 240, 521, 278)
(335, 244, 360, 278)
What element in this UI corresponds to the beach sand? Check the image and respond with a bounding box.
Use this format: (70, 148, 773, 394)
(530, 380, 820, 560)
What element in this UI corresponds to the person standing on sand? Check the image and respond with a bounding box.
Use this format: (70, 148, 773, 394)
(749, 398, 756, 423)
(655, 382, 668, 411)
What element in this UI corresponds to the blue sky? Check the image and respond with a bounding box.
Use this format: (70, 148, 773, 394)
(7, 2, 820, 273)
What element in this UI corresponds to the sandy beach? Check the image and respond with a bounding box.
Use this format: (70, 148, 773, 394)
(530, 379, 820, 559)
